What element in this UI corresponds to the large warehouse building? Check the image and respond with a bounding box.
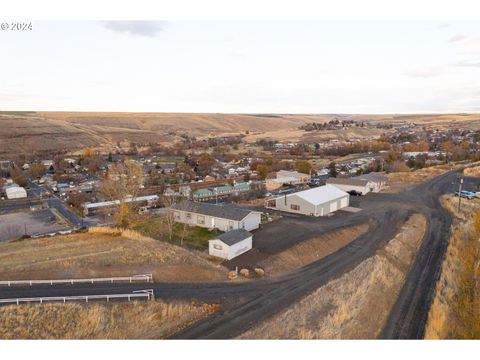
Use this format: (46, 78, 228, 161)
(265, 184, 349, 216)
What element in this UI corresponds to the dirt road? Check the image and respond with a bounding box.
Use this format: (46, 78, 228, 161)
(0, 170, 463, 339)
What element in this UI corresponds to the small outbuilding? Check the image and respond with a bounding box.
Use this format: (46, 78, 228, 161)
(5, 185, 27, 199)
(326, 177, 373, 195)
(208, 229, 253, 260)
(357, 172, 389, 192)
(265, 184, 349, 216)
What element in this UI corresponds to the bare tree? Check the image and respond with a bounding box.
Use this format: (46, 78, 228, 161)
(99, 160, 144, 228)
(160, 195, 190, 245)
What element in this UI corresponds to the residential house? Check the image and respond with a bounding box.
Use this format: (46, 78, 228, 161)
(171, 200, 262, 232)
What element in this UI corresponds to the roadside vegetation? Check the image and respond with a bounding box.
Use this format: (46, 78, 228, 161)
(385, 163, 463, 193)
(425, 193, 480, 339)
(0, 300, 220, 339)
(238, 214, 426, 339)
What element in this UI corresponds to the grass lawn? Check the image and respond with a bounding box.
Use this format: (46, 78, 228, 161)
(134, 217, 221, 251)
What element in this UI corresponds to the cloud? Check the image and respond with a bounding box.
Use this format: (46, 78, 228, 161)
(404, 66, 443, 78)
(454, 59, 480, 67)
(449, 34, 468, 42)
(101, 21, 166, 37)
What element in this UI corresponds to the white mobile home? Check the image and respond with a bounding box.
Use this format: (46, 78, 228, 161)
(171, 200, 262, 232)
(265, 184, 349, 216)
(208, 229, 253, 260)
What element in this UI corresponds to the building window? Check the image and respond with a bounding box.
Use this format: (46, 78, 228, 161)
(290, 204, 300, 211)
(186, 213, 192, 219)
(213, 244, 222, 250)
(174, 211, 180, 220)
(228, 221, 234, 230)
(197, 215, 205, 225)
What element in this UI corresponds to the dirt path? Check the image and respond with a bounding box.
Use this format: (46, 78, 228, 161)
(259, 224, 369, 276)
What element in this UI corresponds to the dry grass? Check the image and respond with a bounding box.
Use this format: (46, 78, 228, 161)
(0, 227, 225, 282)
(386, 163, 462, 193)
(259, 224, 369, 276)
(0, 300, 220, 339)
(424, 195, 480, 339)
(239, 214, 426, 339)
(464, 162, 480, 177)
(2, 111, 479, 157)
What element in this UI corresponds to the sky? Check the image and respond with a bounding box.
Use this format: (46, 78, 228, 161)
(1, 21, 480, 113)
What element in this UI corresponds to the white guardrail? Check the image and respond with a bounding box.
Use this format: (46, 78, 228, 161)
(0, 289, 155, 306)
(0, 274, 153, 287)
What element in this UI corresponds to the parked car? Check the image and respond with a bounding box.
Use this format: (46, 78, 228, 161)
(454, 190, 476, 200)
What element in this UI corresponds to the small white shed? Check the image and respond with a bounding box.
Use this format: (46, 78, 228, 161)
(208, 229, 253, 260)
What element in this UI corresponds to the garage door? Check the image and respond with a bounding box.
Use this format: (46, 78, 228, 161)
(340, 197, 348, 208)
(329, 201, 338, 213)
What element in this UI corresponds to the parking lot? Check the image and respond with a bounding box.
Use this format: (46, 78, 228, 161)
(0, 209, 71, 242)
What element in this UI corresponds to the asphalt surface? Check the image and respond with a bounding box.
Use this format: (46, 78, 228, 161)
(0, 170, 468, 339)
(26, 178, 86, 227)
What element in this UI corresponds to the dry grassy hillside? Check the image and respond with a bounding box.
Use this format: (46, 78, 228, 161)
(425, 194, 480, 339)
(1, 111, 479, 158)
(0, 227, 225, 282)
(0, 301, 219, 339)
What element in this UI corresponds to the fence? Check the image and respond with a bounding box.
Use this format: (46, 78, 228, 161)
(0, 274, 153, 287)
(0, 289, 155, 306)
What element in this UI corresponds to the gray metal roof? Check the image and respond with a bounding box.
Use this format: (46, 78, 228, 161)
(171, 200, 258, 221)
(357, 172, 389, 183)
(326, 177, 369, 186)
(215, 229, 252, 246)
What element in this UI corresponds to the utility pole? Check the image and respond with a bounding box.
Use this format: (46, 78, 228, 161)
(457, 177, 464, 213)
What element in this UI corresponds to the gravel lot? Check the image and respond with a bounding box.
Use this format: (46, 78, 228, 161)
(0, 209, 70, 242)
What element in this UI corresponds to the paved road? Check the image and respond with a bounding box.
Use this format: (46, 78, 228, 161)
(0, 170, 466, 339)
(26, 179, 87, 228)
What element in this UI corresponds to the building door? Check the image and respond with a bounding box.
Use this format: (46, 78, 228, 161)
(340, 197, 348, 208)
(329, 201, 338, 213)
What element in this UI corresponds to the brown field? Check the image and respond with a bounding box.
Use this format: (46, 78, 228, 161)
(425, 195, 480, 339)
(385, 163, 462, 193)
(259, 224, 369, 276)
(0, 227, 225, 282)
(239, 214, 426, 339)
(0, 300, 220, 339)
(1, 111, 480, 157)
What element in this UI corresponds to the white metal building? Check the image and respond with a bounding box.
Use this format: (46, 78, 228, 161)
(5, 185, 27, 199)
(265, 184, 349, 216)
(208, 229, 253, 260)
(171, 200, 262, 232)
(325, 177, 373, 195)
